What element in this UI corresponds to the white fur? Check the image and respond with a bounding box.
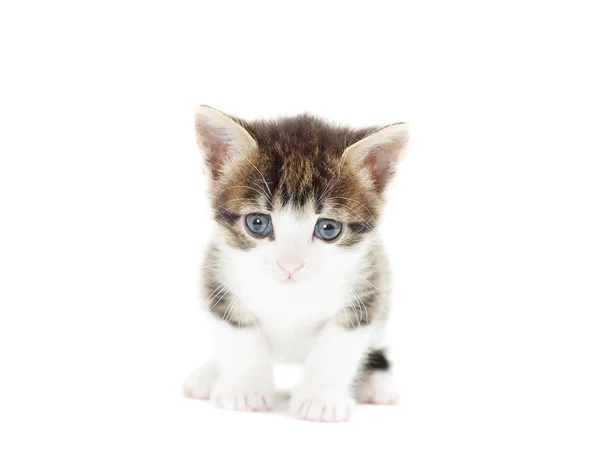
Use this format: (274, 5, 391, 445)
(209, 322, 274, 411)
(187, 109, 408, 421)
(185, 209, 388, 420)
(290, 321, 373, 421)
(185, 208, 387, 421)
(182, 361, 218, 400)
(221, 208, 371, 333)
(355, 371, 400, 405)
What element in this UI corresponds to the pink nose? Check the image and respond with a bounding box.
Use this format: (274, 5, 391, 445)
(276, 259, 305, 278)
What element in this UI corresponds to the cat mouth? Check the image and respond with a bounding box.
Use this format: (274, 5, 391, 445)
(280, 274, 301, 284)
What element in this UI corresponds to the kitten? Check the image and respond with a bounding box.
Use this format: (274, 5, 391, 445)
(183, 106, 409, 422)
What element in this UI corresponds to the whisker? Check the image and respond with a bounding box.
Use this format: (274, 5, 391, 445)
(327, 203, 374, 229)
(361, 276, 380, 292)
(327, 197, 376, 222)
(207, 288, 227, 310)
(351, 289, 368, 325)
(222, 297, 237, 322)
(205, 282, 227, 303)
(342, 308, 354, 330)
(224, 125, 273, 199)
(200, 262, 228, 270)
(209, 287, 229, 310)
(319, 166, 341, 202)
(346, 293, 360, 328)
(214, 185, 273, 207)
(351, 290, 364, 325)
(359, 281, 380, 301)
(251, 179, 273, 205)
(215, 198, 255, 209)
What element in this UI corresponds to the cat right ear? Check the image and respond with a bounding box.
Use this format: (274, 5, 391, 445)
(342, 122, 410, 192)
(194, 106, 257, 179)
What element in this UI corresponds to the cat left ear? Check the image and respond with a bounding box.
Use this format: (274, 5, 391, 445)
(343, 123, 410, 191)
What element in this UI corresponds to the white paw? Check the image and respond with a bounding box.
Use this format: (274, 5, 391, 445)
(290, 389, 355, 422)
(355, 371, 399, 405)
(209, 376, 273, 411)
(182, 362, 219, 399)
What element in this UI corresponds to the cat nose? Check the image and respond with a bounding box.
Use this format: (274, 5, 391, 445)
(276, 258, 305, 278)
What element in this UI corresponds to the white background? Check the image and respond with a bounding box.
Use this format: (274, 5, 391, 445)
(1, 1, 599, 465)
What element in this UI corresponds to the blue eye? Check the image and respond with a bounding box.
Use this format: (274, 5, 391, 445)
(245, 214, 273, 237)
(314, 219, 343, 241)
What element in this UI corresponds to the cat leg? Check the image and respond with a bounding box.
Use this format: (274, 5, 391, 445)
(290, 319, 373, 422)
(354, 349, 399, 405)
(208, 319, 274, 411)
(182, 361, 219, 399)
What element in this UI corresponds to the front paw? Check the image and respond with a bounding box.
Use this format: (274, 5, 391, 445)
(290, 388, 355, 422)
(210, 376, 273, 412)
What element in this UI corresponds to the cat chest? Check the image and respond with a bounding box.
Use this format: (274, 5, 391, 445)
(260, 320, 321, 364)
(234, 280, 346, 363)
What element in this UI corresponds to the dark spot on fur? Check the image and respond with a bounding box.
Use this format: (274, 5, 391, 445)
(363, 349, 391, 371)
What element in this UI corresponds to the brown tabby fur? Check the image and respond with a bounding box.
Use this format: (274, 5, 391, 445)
(206, 114, 394, 250)
(199, 112, 396, 330)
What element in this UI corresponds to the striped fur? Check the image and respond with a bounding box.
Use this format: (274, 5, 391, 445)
(195, 109, 407, 329)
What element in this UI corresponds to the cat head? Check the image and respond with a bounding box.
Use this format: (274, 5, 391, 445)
(195, 106, 409, 286)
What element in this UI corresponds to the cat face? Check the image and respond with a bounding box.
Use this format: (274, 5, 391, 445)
(195, 106, 409, 286)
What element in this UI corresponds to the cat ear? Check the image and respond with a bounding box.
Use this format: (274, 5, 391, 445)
(343, 123, 410, 191)
(194, 105, 257, 178)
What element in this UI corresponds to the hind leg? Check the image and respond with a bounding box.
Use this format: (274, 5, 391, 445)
(355, 349, 399, 405)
